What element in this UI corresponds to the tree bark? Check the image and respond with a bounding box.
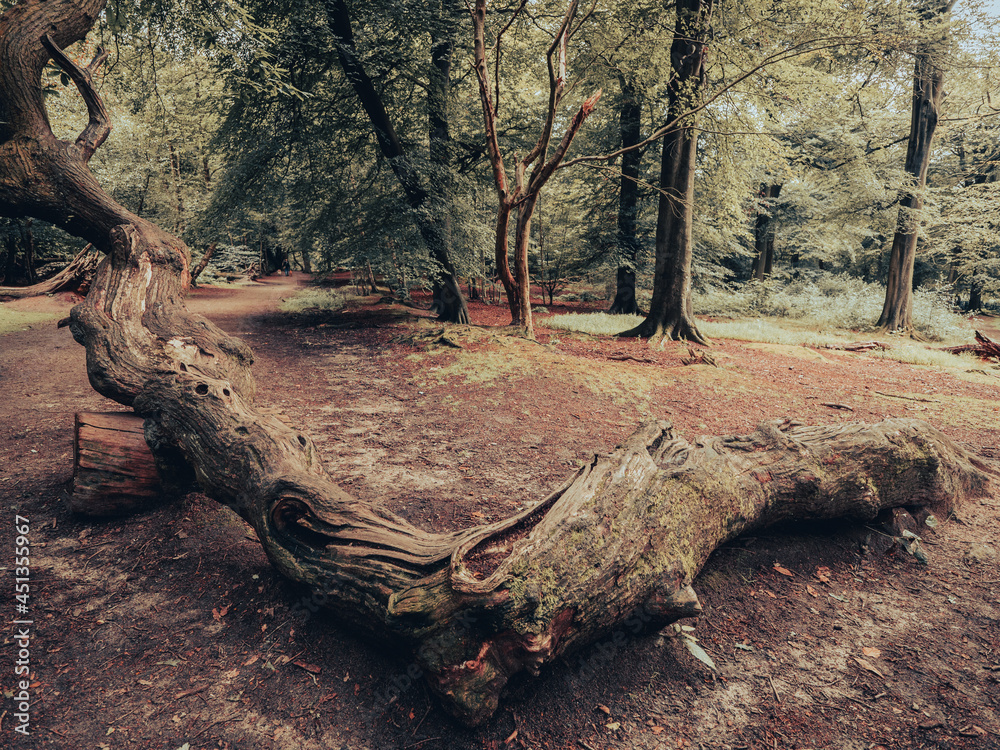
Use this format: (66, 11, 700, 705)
(0, 0, 993, 730)
(0, 242, 98, 298)
(325, 0, 469, 324)
(189, 242, 216, 287)
(877, 1, 954, 334)
(621, 0, 712, 344)
(751, 183, 782, 281)
(471, 0, 600, 337)
(71, 411, 162, 516)
(608, 78, 643, 315)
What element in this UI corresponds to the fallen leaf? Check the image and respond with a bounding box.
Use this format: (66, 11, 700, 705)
(650, 726, 664, 733)
(855, 657, 885, 678)
(764, 590, 777, 599)
(773, 564, 793, 577)
(243, 654, 259, 666)
(806, 585, 819, 598)
(293, 660, 322, 674)
(816, 566, 832, 583)
(504, 729, 518, 744)
(862, 647, 882, 658)
(681, 637, 717, 670)
(408, 709, 415, 720)
(174, 685, 210, 699)
(597, 704, 611, 715)
(606, 721, 620, 730)
(212, 604, 230, 621)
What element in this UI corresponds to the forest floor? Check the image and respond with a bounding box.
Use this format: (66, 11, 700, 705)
(1, 271, 999, 750)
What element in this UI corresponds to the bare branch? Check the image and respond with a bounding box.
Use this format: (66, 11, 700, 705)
(522, 0, 578, 172)
(471, 0, 512, 202)
(43, 34, 111, 163)
(491, 0, 528, 117)
(526, 88, 601, 195)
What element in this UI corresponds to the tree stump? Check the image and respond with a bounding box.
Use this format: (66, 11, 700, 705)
(71, 412, 160, 516)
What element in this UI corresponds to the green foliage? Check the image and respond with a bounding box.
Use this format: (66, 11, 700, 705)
(278, 288, 350, 313)
(695, 273, 969, 341)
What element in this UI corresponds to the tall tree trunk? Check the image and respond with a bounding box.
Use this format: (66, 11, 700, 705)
(4, 222, 19, 283)
(426, 0, 466, 321)
(877, 0, 954, 334)
(168, 142, 185, 235)
(608, 78, 643, 315)
(189, 242, 217, 287)
(751, 183, 781, 281)
(622, 0, 712, 344)
(21, 217, 35, 282)
(325, 0, 469, 324)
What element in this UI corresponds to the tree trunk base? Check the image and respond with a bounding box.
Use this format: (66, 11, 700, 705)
(620, 313, 707, 345)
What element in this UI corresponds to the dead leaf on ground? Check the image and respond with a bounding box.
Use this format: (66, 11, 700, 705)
(293, 659, 322, 674)
(773, 564, 794, 577)
(862, 647, 882, 658)
(806, 585, 819, 597)
(815, 566, 832, 583)
(855, 657, 885, 678)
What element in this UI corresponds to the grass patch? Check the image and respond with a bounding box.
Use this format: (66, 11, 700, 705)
(695, 274, 970, 343)
(0, 306, 61, 335)
(545, 312, 644, 336)
(698, 319, 854, 347)
(279, 288, 350, 313)
(870, 345, 981, 369)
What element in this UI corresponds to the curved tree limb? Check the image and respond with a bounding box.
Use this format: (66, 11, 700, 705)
(42, 34, 110, 163)
(0, 243, 98, 299)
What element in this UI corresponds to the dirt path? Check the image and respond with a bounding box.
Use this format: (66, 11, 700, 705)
(1, 278, 998, 750)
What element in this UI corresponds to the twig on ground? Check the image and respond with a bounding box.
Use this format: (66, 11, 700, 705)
(874, 391, 940, 403)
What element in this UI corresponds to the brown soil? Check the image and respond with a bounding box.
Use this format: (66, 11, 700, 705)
(1, 273, 998, 750)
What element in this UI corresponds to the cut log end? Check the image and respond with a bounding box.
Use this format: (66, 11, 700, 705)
(71, 411, 162, 516)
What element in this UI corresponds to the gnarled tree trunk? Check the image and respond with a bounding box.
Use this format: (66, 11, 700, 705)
(0, 0, 992, 729)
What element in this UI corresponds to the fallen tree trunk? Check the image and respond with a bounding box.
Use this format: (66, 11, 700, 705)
(0, 243, 98, 299)
(947, 330, 1000, 361)
(0, 0, 994, 728)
